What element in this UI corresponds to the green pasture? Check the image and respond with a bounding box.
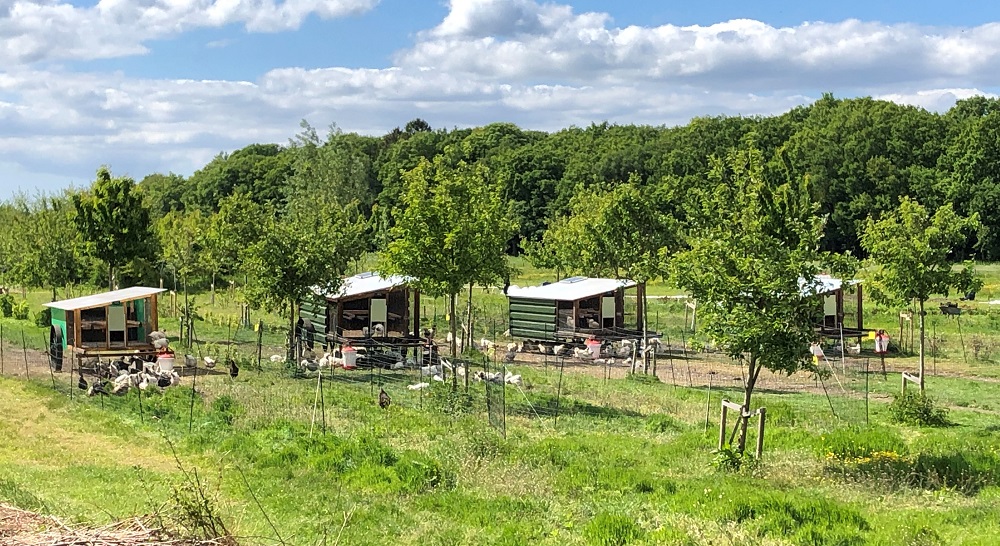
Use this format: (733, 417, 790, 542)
(1, 260, 999, 544)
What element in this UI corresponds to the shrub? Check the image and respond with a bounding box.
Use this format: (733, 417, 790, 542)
(34, 307, 51, 328)
(888, 391, 950, 427)
(584, 512, 644, 546)
(0, 293, 13, 317)
(11, 299, 30, 320)
(711, 445, 759, 474)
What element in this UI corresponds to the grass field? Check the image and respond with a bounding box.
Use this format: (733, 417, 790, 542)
(1, 261, 1000, 544)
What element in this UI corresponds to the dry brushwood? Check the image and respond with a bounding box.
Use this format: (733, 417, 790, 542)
(0, 503, 236, 546)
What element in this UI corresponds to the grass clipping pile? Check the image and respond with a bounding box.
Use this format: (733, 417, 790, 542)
(0, 503, 235, 546)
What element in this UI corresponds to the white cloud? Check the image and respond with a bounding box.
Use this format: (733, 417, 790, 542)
(876, 88, 1000, 112)
(401, 3, 1000, 91)
(4, 0, 1000, 198)
(0, 0, 379, 64)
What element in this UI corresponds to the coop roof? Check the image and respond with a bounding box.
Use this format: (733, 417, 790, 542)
(800, 275, 859, 297)
(507, 277, 637, 302)
(313, 272, 412, 301)
(43, 287, 166, 311)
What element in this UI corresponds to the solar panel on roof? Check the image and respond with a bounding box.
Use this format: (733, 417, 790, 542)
(561, 276, 587, 283)
(358, 272, 376, 279)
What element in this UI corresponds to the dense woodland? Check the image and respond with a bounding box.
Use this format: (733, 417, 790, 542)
(1, 93, 994, 298)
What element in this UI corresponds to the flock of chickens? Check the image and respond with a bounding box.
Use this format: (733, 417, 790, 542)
(78, 330, 239, 397)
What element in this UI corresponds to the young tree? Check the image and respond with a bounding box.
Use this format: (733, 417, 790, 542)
(242, 182, 366, 359)
(860, 198, 980, 392)
(379, 157, 517, 369)
(528, 178, 678, 370)
(671, 143, 847, 454)
(8, 193, 87, 300)
(72, 167, 156, 290)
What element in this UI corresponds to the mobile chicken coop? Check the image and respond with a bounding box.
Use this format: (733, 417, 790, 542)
(803, 275, 866, 338)
(506, 276, 650, 342)
(298, 272, 424, 352)
(43, 287, 166, 370)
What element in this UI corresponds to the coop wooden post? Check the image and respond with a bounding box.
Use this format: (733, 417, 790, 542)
(755, 408, 766, 459)
(718, 399, 729, 450)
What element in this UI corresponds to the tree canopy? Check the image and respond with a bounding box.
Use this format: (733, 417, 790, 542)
(671, 143, 849, 453)
(860, 197, 980, 390)
(72, 167, 156, 290)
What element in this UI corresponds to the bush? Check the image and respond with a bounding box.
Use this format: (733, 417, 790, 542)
(888, 391, 950, 427)
(584, 512, 644, 546)
(0, 293, 12, 317)
(11, 300, 30, 320)
(711, 445, 759, 474)
(34, 307, 51, 328)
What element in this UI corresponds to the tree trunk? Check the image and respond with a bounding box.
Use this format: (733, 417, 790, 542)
(288, 301, 297, 364)
(108, 264, 115, 291)
(450, 293, 458, 390)
(642, 287, 649, 374)
(918, 299, 926, 392)
(211, 271, 216, 306)
(51, 286, 57, 302)
(736, 352, 763, 454)
(466, 283, 473, 355)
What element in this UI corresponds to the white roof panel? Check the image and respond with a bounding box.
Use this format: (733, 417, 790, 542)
(314, 272, 411, 301)
(43, 287, 166, 311)
(507, 277, 637, 301)
(800, 274, 858, 297)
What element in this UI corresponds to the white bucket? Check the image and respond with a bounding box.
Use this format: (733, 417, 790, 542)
(157, 355, 175, 373)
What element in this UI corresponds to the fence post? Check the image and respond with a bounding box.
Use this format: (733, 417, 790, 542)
(755, 408, 766, 459)
(1, 323, 4, 375)
(718, 401, 728, 449)
(21, 328, 29, 379)
(256, 320, 263, 374)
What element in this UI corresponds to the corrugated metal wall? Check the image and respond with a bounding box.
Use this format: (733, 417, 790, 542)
(508, 297, 558, 340)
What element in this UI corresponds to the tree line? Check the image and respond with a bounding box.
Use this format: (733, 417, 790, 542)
(0, 94, 987, 452)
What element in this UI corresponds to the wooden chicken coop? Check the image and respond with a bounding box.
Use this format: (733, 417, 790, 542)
(299, 272, 424, 351)
(805, 275, 865, 338)
(43, 287, 166, 370)
(507, 276, 649, 342)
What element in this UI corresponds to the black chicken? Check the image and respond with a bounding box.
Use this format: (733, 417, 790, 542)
(77, 372, 88, 391)
(228, 359, 240, 379)
(378, 388, 391, 409)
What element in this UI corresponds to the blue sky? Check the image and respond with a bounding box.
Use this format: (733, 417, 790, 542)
(2, 0, 1000, 199)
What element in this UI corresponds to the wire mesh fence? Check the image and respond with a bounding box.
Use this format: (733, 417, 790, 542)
(1, 312, 895, 438)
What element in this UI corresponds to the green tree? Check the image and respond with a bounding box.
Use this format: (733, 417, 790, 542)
(671, 143, 846, 454)
(860, 198, 980, 391)
(242, 205, 365, 359)
(529, 179, 678, 371)
(379, 157, 517, 366)
(72, 167, 156, 290)
(8, 193, 87, 300)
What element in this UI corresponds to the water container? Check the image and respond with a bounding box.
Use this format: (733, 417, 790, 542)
(157, 354, 175, 373)
(343, 345, 357, 369)
(585, 339, 602, 359)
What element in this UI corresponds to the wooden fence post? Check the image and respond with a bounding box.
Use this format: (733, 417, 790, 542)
(755, 408, 767, 459)
(718, 399, 728, 449)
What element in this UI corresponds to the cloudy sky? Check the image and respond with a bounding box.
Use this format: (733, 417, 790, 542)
(2, 0, 1000, 198)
